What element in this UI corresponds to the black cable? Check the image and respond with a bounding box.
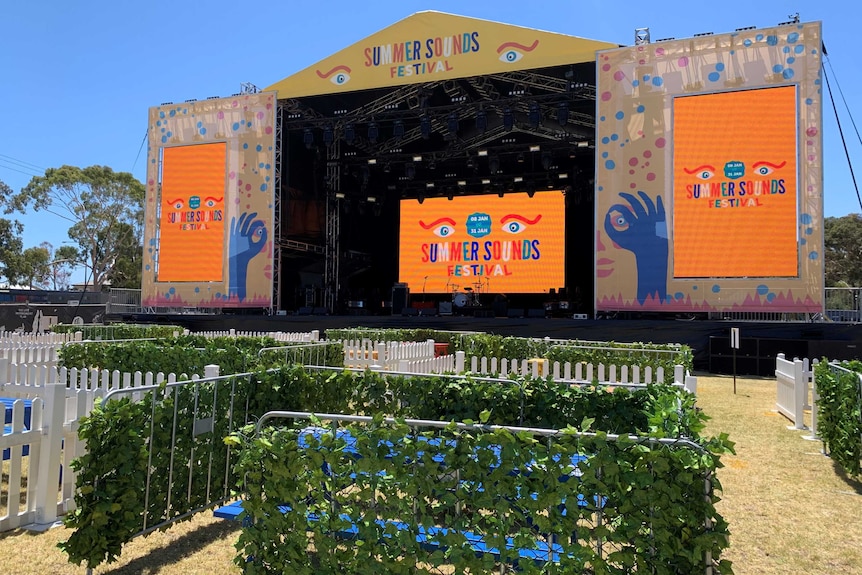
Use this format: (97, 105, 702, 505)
(131, 129, 149, 174)
(825, 56, 862, 148)
(822, 46, 862, 212)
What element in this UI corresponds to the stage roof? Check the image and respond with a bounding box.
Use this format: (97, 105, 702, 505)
(265, 11, 618, 99)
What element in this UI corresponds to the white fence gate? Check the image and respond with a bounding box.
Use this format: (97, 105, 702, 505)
(775, 353, 817, 433)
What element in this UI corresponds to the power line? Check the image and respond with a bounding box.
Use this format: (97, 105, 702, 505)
(0, 153, 44, 172)
(0, 160, 41, 178)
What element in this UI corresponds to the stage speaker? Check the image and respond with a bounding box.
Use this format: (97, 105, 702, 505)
(439, 301, 453, 315)
(391, 283, 409, 315)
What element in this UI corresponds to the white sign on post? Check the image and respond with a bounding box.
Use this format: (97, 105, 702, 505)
(730, 327, 740, 349)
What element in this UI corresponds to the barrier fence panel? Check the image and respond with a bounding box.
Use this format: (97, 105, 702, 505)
(233, 411, 720, 574)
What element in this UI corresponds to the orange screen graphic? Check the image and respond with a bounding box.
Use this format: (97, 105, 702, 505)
(399, 191, 565, 294)
(673, 86, 798, 278)
(158, 144, 226, 282)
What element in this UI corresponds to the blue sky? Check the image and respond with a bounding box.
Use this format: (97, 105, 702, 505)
(1, 0, 859, 281)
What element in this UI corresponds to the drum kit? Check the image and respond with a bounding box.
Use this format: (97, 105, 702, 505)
(450, 278, 488, 309)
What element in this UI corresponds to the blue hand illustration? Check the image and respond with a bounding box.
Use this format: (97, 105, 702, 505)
(228, 212, 268, 301)
(604, 191, 668, 305)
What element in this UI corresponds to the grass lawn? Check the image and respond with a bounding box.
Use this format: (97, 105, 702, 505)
(1, 374, 860, 574)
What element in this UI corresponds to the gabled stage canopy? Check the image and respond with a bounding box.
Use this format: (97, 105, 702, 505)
(266, 11, 618, 99)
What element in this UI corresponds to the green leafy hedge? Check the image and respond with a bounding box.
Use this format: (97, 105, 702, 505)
(59, 335, 344, 375)
(52, 323, 184, 340)
(326, 328, 693, 374)
(231, 419, 732, 575)
(60, 346, 715, 571)
(814, 359, 862, 477)
(60, 371, 256, 569)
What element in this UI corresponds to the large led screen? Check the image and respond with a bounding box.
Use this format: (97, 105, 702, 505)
(399, 191, 565, 294)
(672, 86, 798, 278)
(595, 22, 823, 313)
(158, 143, 226, 282)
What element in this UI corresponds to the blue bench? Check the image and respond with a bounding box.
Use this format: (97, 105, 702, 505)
(2, 397, 32, 427)
(2, 398, 33, 461)
(213, 500, 565, 564)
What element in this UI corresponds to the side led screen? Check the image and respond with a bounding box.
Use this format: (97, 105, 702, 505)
(399, 191, 566, 294)
(672, 86, 798, 278)
(158, 143, 226, 282)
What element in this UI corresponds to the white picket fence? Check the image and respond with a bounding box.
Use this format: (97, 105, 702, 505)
(0, 361, 193, 532)
(0, 331, 82, 345)
(343, 339, 437, 370)
(388, 351, 696, 392)
(191, 328, 320, 342)
(775, 353, 818, 433)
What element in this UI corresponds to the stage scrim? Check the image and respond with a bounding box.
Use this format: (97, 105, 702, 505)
(142, 93, 276, 308)
(399, 191, 566, 294)
(595, 22, 823, 313)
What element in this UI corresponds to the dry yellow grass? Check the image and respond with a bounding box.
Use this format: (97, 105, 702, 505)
(1, 374, 860, 574)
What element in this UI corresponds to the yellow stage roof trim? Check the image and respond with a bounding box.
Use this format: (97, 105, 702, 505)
(265, 11, 619, 99)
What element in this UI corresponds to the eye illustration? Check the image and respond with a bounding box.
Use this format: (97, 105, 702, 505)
(684, 164, 716, 180)
(609, 210, 630, 232)
(752, 161, 786, 176)
(496, 40, 539, 64)
(419, 217, 457, 238)
(499, 49, 524, 63)
(167, 198, 185, 209)
(331, 71, 351, 85)
(500, 214, 542, 234)
(203, 196, 223, 208)
(432, 223, 455, 238)
(316, 65, 352, 86)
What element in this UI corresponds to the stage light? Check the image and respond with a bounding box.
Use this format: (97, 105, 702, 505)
(498, 191, 505, 198)
(457, 180, 467, 187)
(426, 182, 435, 189)
(514, 176, 523, 183)
(303, 128, 314, 149)
(447, 191, 454, 201)
(344, 124, 356, 144)
(528, 101, 541, 128)
(334, 192, 346, 199)
(529, 145, 541, 152)
(558, 173, 568, 179)
(393, 119, 405, 139)
(577, 141, 590, 147)
(323, 125, 334, 146)
(447, 112, 458, 134)
(367, 196, 377, 203)
(517, 153, 525, 163)
(489, 156, 500, 174)
(557, 102, 569, 126)
(481, 178, 491, 185)
(420, 115, 431, 139)
(417, 193, 425, 204)
(367, 158, 377, 165)
(405, 164, 416, 179)
(413, 155, 423, 162)
(502, 108, 514, 131)
(527, 183, 536, 198)
(541, 152, 552, 171)
(475, 110, 487, 132)
(367, 122, 379, 143)
(477, 149, 488, 157)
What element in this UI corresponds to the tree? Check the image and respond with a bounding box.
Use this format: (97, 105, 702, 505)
(105, 222, 142, 288)
(3, 166, 145, 290)
(824, 214, 862, 287)
(17, 245, 51, 290)
(0, 219, 24, 286)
